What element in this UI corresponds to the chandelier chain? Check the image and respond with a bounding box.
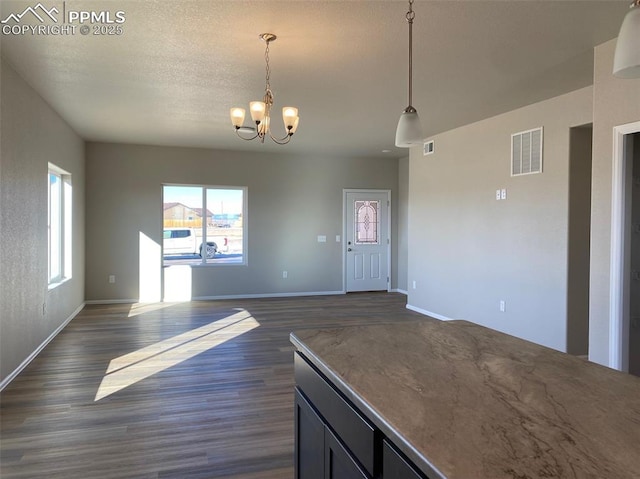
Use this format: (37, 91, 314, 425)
(406, 0, 415, 22)
(265, 41, 271, 94)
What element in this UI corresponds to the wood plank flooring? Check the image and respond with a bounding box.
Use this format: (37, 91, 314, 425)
(0, 293, 426, 478)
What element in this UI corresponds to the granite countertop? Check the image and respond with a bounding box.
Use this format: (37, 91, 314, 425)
(290, 320, 640, 479)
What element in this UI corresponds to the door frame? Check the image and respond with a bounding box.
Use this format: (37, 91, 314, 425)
(342, 189, 392, 293)
(609, 120, 640, 371)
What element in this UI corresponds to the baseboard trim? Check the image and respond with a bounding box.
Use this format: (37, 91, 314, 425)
(85, 298, 138, 305)
(406, 304, 455, 321)
(392, 289, 408, 295)
(1, 303, 85, 391)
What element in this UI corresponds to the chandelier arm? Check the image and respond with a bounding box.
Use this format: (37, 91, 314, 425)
(234, 128, 260, 141)
(268, 131, 293, 145)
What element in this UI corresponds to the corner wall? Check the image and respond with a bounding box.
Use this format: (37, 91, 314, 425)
(407, 87, 593, 352)
(0, 59, 85, 385)
(85, 143, 400, 301)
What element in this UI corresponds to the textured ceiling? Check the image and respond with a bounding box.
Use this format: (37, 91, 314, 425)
(0, 0, 631, 159)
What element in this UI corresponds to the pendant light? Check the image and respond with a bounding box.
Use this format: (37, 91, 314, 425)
(395, 0, 423, 148)
(613, 0, 640, 78)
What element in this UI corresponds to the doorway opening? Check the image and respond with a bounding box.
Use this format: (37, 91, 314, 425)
(610, 121, 640, 377)
(567, 124, 592, 356)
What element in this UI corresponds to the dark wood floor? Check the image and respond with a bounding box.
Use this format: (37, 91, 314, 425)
(0, 292, 425, 478)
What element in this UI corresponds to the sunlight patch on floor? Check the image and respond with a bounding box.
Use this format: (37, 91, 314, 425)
(95, 310, 259, 401)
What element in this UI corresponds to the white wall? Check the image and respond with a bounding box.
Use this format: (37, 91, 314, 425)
(0, 59, 85, 385)
(407, 87, 593, 352)
(589, 39, 640, 366)
(85, 142, 401, 301)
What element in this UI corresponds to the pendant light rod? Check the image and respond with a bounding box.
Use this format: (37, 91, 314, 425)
(407, 0, 415, 108)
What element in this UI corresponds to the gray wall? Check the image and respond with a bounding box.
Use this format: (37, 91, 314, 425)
(0, 59, 85, 384)
(589, 39, 640, 366)
(85, 142, 400, 301)
(407, 87, 593, 352)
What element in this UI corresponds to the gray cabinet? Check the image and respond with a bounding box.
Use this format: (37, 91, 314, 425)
(295, 390, 368, 479)
(295, 389, 324, 479)
(294, 352, 430, 479)
(382, 440, 424, 479)
(325, 425, 369, 479)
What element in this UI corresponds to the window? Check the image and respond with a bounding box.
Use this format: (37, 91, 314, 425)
(354, 200, 380, 245)
(163, 185, 246, 265)
(48, 164, 72, 286)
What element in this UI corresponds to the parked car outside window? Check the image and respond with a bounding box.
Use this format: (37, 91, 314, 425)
(163, 228, 217, 258)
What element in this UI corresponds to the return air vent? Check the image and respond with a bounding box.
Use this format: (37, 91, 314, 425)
(511, 127, 543, 176)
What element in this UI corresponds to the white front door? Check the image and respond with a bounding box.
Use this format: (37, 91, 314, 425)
(344, 190, 390, 292)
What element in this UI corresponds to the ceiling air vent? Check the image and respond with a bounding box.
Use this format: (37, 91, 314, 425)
(511, 127, 543, 176)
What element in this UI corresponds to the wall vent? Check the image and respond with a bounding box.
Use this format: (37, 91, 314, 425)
(511, 127, 543, 176)
(423, 140, 434, 156)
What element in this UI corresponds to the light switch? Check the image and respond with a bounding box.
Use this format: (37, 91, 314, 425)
(335, 235, 341, 242)
(501, 188, 507, 200)
(317, 235, 327, 243)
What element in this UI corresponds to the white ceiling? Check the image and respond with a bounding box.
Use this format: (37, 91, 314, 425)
(0, 0, 631, 159)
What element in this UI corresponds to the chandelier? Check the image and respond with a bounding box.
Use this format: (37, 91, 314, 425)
(230, 33, 300, 145)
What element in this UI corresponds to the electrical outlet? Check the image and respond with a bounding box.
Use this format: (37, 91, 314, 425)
(109, 275, 116, 284)
(499, 300, 506, 312)
(501, 188, 507, 200)
(412, 280, 417, 289)
(496, 189, 501, 200)
(282, 271, 288, 279)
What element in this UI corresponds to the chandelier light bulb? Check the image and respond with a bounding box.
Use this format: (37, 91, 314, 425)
(291, 116, 300, 134)
(282, 107, 299, 129)
(230, 108, 245, 128)
(249, 101, 267, 124)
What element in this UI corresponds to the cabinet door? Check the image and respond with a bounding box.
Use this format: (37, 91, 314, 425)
(382, 439, 425, 479)
(295, 389, 325, 479)
(325, 427, 369, 479)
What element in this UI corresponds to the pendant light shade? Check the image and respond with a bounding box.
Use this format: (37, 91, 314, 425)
(613, 0, 640, 78)
(395, 107, 423, 148)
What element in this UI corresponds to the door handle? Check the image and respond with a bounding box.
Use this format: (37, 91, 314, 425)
(347, 248, 352, 252)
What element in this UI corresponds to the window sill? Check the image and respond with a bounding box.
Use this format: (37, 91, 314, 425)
(48, 277, 71, 291)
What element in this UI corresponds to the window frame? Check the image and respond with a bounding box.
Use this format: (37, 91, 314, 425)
(48, 163, 72, 287)
(162, 184, 247, 267)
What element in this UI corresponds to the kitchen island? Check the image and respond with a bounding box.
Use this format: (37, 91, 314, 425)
(290, 320, 640, 479)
